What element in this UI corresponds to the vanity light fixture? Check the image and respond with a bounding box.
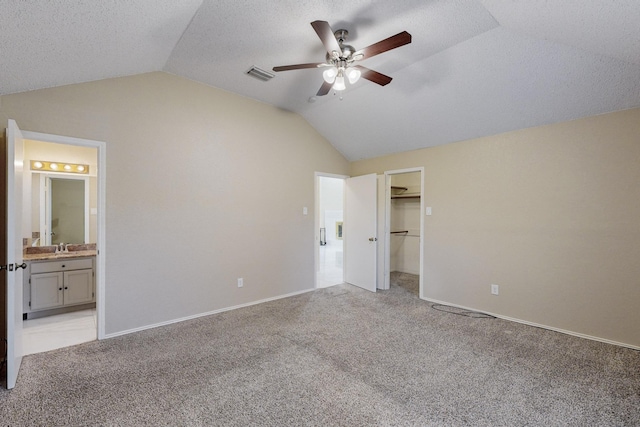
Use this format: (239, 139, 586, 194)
(30, 160, 89, 174)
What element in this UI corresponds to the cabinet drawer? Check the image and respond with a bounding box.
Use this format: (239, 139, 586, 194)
(30, 258, 93, 274)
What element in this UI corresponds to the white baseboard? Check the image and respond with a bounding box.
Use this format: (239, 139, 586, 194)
(104, 288, 315, 339)
(422, 297, 640, 351)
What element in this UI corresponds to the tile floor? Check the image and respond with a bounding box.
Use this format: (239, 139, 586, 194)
(317, 241, 343, 288)
(22, 309, 97, 355)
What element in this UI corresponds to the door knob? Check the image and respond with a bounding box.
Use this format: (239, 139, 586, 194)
(368, 237, 377, 242)
(15, 262, 27, 270)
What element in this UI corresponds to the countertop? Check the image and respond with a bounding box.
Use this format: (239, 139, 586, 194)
(23, 244, 97, 262)
(24, 250, 97, 261)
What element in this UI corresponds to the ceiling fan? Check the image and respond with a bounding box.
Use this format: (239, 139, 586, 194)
(273, 20, 412, 96)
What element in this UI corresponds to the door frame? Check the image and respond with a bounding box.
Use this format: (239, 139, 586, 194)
(383, 167, 425, 298)
(22, 130, 107, 339)
(314, 172, 348, 288)
(4, 120, 25, 389)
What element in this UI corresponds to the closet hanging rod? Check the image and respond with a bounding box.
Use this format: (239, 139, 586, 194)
(391, 194, 420, 199)
(390, 231, 420, 237)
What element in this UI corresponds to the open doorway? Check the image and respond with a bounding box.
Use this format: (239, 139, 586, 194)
(384, 168, 424, 297)
(315, 173, 346, 288)
(20, 133, 105, 355)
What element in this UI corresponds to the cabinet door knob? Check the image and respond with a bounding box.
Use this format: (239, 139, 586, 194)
(64, 287, 68, 290)
(15, 262, 27, 270)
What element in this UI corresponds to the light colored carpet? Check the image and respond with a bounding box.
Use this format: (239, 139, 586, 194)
(1, 273, 639, 426)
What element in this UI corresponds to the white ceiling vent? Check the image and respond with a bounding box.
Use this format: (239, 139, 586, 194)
(246, 66, 275, 81)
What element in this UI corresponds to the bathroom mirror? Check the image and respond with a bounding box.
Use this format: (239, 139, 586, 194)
(34, 174, 90, 245)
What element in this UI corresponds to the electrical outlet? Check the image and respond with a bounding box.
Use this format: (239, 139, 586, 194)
(491, 284, 499, 295)
(237, 278, 243, 288)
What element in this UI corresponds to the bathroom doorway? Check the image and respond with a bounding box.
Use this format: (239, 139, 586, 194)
(315, 173, 346, 288)
(21, 131, 105, 355)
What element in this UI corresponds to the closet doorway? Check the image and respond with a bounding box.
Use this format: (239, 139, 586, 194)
(384, 168, 424, 298)
(315, 173, 347, 288)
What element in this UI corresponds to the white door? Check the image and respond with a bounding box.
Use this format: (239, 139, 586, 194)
(5, 119, 25, 389)
(344, 173, 377, 292)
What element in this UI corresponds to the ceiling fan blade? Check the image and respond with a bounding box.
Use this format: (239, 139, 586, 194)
(354, 31, 412, 60)
(311, 20, 342, 57)
(273, 63, 324, 72)
(353, 65, 393, 86)
(316, 81, 333, 96)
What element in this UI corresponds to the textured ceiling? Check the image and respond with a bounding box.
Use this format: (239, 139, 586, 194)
(2, 0, 639, 161)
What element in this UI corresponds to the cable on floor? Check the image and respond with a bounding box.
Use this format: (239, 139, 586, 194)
(430, 303, 496, 319)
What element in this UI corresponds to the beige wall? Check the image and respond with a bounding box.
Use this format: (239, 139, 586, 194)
(352, 108, 640, 348)
(3, 71, 638, 348)
(1, 72, 349, 335)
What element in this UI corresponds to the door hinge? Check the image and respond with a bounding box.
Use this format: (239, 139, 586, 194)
(29, 301, 31, 308)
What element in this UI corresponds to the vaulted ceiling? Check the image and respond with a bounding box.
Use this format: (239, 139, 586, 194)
(2, 1, 639, 161)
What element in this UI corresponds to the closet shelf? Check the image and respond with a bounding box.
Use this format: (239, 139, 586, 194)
(390, 185, 419, 199)
(390, 231, 409, 234)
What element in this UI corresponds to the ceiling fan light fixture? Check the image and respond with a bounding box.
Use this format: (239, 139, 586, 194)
(323, 67, 337, 83)
(346, 67, 361, 84)
(333, 74, 346, 91)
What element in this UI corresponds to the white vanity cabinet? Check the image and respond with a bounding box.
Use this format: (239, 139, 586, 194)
(24, 257, 95, 315)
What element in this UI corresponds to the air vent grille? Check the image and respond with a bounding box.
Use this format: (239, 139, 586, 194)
(246, 66, 275, 81)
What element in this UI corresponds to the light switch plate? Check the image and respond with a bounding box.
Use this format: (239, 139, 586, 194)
(426, 207, 432, 216)
(303, 207, 308, 215)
